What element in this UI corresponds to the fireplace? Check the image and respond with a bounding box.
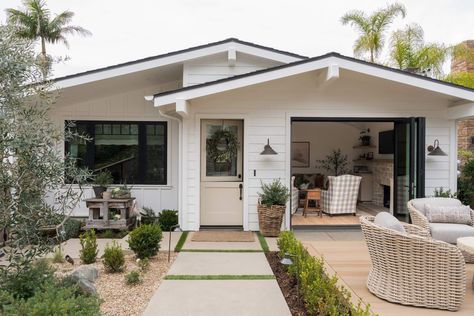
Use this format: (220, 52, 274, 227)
(383, 185, 390, 208)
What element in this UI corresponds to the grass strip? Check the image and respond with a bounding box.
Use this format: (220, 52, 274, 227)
(174, 231, 189, 252)
(256, 231, 270, 252)
(180, 249, 263, 253)
(165, 274, 275, 280)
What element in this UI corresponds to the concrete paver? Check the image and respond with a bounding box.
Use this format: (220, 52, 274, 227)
(168, 252, 273, 275)
(143, 280, 291, 316)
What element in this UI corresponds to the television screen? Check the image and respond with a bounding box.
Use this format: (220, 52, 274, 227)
(379, 130, 394, 154)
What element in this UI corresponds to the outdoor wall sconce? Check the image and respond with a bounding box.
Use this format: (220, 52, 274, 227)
(427, 139, 447, 156)
(260, 138, 278, 155)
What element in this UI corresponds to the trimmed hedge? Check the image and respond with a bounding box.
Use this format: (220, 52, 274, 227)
(277, 232, 373, 316)
(128, 224, 162, 259)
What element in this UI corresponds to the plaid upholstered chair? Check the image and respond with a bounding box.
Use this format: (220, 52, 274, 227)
(321, 175, 361, 215)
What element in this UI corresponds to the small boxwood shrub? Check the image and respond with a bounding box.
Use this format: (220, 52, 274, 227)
(103, 241, 125, 273)
(158, 209, 178, 231)
(124, 270, 141, 285)
(128, 224, 162, 259)
(80, 229, 98, 264)
(63, 218, 83, 240)
(277, 232, 372, 316)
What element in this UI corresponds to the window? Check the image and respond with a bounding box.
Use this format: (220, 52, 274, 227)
(66, 121, 167, 185)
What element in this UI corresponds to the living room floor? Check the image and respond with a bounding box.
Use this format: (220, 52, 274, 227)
(291, 202, 388, 226)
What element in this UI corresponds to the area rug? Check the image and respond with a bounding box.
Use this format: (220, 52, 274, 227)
(191, 231, 255, 242)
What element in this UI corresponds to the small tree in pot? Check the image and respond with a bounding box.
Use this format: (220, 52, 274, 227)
(258, 179, 290, 237)
(93, 170, 113, 198)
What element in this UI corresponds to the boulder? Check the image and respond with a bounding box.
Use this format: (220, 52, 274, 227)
(77, 278, 97, 295)
(70, 265, 99, 283)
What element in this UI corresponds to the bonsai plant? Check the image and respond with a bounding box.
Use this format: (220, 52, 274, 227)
(93, 170, 113, 198)
(257, 179, 289, 237)
(315, 149, 349, 176)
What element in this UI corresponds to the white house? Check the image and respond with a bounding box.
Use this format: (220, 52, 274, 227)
(52, 38, 474, 231)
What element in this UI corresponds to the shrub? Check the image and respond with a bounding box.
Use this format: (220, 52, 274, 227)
(258, 179, 290, 206)
(458, 159, 474, 207)
(158, 209, 178, 231)
(434, 187, 456, 198)
(140, 207, 158, 225)
(277, 232, 372, 316)
(102, 229, 114, 238)
(2, 283, 101, 316)
(80, 230, 98, 264)
(0, 259, 55, 300)
(128, 224, 162, 259)
(63, 218, 83, 240)
(137, 258, 150, 272)
(125, 270, 141, 285)
(103, 241, 125, 273)
(52, 247, 65, 264)
(94, 170, 113, 187)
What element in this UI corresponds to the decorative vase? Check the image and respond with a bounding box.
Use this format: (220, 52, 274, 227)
(93, 186, 106, 198)
(102, 191, 112, 200)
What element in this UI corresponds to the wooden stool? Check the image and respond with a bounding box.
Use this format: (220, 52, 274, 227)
(303, 189, 322, 217)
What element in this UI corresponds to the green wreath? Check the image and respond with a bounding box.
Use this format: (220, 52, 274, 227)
(206, 129, 239, 163)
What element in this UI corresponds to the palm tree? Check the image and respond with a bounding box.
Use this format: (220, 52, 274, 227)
(6, 0, 91, 72)
(341, 3, 406, 63)
(389, 23, 448, 77)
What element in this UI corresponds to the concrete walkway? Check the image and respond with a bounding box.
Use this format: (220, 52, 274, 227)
(143, 232, 291, 316)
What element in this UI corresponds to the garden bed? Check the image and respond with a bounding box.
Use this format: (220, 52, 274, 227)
(54, 251, 176, 316)
(266, 251, 307, 316)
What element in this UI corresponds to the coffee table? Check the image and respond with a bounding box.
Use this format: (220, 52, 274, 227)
(457, 236, 474, 288)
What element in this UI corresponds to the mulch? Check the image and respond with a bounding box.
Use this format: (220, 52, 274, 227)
(265, 252, 308, 316)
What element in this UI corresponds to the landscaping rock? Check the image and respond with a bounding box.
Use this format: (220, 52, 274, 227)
(70, 265, 99, 283)
(77, 278, 97, 295)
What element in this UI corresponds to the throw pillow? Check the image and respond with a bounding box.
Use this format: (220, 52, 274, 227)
(425, 204, 473, 225)
(374, 212, 406, 234)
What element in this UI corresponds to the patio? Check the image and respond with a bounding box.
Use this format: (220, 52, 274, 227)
(303, 240, 474, 315)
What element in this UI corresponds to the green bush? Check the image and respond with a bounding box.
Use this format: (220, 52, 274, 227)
(2, 283, 101, 316)
(128, 224, 162, 259)
(158, 209, 178, 231)
(94, 170, 113, 187)
(80, 230, 98, 264)
(140, 207, 158, 225)
(102, 229, 114, 238)
(258, 179, 290, 206)
(434, 187, 456, 198)
(277, 232, 372, 316)
(0, 259, 55, 300)
(52, 248, 65, 264)
(103, 241, 125, 273)
(63, 218, 83, 240)
(125, 270, 141, 285)
(458, 159, 474, 207)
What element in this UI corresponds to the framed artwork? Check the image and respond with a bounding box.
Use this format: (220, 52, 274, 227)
(291, 142, 310, 167)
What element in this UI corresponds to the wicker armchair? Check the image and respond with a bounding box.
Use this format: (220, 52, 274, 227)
(360, 216, 466, 311)
(321, 175, 361, 215)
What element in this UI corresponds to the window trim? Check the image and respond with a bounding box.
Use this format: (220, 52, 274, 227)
(65, 120, 168, 185)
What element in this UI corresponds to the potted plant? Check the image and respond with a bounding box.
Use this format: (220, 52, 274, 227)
(257, 179, 290, 237)
(359, 128, 371, 146)
(315, 149, 349, 176)
(112, 184, 132, 199)
(93, 170, 113, 198)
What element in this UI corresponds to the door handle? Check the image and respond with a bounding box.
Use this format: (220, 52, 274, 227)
(239, 183, 243, 200)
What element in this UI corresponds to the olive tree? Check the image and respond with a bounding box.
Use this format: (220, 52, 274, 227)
(0, 25, 89, 274)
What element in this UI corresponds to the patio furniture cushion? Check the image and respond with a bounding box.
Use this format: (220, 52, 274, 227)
(429, 223, 474, 244)
(411, 198, 462, 215)
(426, 204, 473, 225)
(374, 212, 406, 234)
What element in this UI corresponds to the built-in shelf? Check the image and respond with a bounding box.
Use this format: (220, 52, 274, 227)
(353, 159, 394, 163)
(353, 145, 376, 148)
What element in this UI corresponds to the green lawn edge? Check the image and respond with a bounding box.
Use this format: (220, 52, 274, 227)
(256, 231, 270, 252)
(180, 249, 263, 253)
(165, 274, 275, 280)
(174, 231, 189, 252)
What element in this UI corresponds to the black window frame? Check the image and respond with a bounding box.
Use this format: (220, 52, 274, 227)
(65, 120, 168, 185)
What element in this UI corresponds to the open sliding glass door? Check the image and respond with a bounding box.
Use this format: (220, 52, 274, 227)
(393, 117, 425, 222)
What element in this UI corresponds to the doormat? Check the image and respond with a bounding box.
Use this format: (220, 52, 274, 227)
(191, 231, 255, 242)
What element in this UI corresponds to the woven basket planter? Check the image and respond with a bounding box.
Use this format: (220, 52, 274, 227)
(258, 204, 285, 237)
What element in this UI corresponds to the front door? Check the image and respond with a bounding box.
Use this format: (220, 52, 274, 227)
(200, 119, 243, 226)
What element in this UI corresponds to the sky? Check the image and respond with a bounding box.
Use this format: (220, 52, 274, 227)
(0, 0, 473, 78)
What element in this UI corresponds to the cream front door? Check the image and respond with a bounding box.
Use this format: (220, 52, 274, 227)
(200, 119, 243, 226)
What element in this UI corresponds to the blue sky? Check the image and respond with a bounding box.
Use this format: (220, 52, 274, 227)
(1, 0, 473, 77)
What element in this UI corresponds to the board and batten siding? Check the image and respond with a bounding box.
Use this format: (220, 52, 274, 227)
(182, 52, 283, 87)
(50, 85, 180, 217)
(180, 71, 458, 231)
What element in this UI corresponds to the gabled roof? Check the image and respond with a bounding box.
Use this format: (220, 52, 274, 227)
(54, 38, 307, 88)
(151, 52, 474, 106)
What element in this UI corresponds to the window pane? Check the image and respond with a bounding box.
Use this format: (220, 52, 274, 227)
(205, 124, 238, 177)
(145, 124, 166, 184)
(95, 123, 139, 184)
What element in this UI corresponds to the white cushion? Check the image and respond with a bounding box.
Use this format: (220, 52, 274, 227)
(374, 212, 406, 234)
(429, 223, 474, 244)
(410, 198, 462, 215)
(425, 204, 472, 225)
